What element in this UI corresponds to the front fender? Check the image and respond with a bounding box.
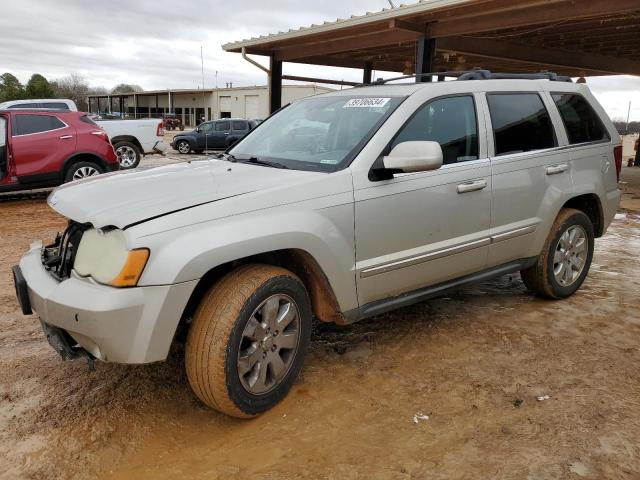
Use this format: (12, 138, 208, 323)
(135, 206, 358, 312)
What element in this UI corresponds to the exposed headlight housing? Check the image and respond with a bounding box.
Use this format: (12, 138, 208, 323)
(74, 228, 149, 287)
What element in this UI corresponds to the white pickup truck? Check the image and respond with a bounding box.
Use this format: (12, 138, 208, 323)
(96, 119, 167, 169)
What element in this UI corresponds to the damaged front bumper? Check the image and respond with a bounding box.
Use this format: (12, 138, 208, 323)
(15, 242, 197, 364)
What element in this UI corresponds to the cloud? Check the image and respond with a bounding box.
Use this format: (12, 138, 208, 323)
(1, 0, 639, 120)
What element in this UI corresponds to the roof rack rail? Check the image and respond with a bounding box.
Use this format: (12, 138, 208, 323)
(359, 69, 572, 86)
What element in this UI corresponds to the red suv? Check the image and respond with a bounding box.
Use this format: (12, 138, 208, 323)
(0, 110, 119, 192)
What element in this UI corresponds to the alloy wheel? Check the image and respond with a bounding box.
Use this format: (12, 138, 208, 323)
(237, 294, 301, 395)
(72, 166, 100, 181)
(178, 141, 190, 154)
(116, 145, 137, 168)
(553, 225, 588, 287)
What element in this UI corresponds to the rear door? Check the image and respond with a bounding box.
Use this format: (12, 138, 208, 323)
(209, 120, 231, 148)
(10, 113, 77, 179)
(484, 91, 572, 267)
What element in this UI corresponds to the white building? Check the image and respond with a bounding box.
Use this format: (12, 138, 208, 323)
(87, 84, 333, 126)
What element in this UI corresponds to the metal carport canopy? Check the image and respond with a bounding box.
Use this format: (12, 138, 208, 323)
(223, 0, 640, 111)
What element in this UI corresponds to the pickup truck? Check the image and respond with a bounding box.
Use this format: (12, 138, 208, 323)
(96, 119, 166, 169)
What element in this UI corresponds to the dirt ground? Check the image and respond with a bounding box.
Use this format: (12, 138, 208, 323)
(1, 162, 639, 480)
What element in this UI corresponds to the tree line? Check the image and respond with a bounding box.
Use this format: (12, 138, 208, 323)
(0, 72, 143, 111)
(613, 120, 640, 135)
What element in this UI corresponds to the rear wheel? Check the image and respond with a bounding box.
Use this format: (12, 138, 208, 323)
(176, 140, 191, 154)
(521, 208, 594, 299)
(64, 161, 103, 182)
(114, 141, 141, 169)
(185, 264, 312, 418)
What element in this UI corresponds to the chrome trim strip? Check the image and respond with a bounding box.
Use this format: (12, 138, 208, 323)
(360, 237, 491, 278)
(490, 224, 537, 243)
(360, 223, 539, 279)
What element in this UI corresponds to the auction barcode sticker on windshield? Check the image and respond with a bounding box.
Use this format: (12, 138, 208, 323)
(343, 98, 391, 108)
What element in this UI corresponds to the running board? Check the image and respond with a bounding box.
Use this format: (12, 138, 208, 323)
(343, 258, 537, 324)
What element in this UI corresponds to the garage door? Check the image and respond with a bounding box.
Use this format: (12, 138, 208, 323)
(219, 96, 231, 117)
(244, 95, 259, 119)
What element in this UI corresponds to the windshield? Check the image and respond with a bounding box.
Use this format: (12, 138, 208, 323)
(229, 95, 405, 171)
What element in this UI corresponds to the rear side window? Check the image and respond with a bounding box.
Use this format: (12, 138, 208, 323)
(13, 114, 66, 136)
(42, 102, 70, 111)
(9, 103, 40, 109)
(215, 121, 230, 131)
(233, 121, 248, 131)
(552, 93, 610, 144)
(79, 115, 98, 126)
(487, 93, 556, 156)
(391, 95, 479, 164)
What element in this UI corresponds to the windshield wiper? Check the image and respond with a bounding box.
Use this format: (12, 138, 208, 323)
(235, 156, 289, 169)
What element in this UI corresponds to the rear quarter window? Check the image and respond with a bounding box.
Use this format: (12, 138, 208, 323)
(41, 102, 70, 111)
(13, 114, 66, 136)
(551, 93, 610, 145)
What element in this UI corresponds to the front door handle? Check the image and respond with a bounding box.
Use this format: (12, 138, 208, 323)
(457, 179, 488, 194)
(59, 135, 73, 140)
(546, 163, 568, 175)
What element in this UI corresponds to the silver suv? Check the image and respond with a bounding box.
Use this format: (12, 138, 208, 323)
(14, 73, 622, 418)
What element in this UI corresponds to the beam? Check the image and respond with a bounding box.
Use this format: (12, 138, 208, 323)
(388, 18, 425, 34)
(437, 36, 640, 75)
(430, 0, 640, 38)
(269, 53, 282, 114)
(274, 29, 419, 61)
(282, 75, 359, 87)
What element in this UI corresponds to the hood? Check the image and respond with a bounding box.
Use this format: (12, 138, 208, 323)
(48, 159, 319, 229)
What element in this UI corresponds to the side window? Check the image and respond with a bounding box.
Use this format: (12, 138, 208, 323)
(487, 93, 556, 156)
(551, 93, 610, 145)
(391, 95, 479, 164)
(215, 121, 230, 132)
(9, 103, 40, 109)
(13, 115, 66, 136)
(42, 102, 70, 111)
(200, 122, 213, 133)
(233, 121, 248, 131)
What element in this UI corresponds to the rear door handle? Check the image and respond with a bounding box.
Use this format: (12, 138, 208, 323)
(59, 135, 73, 140)
(457, 179, 488, 194)
(546, 163, 568, 175)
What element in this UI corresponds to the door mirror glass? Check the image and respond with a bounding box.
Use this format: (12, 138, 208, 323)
(383, 141, 443, 173)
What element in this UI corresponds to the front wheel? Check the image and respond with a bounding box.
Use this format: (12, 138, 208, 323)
(521, 208, 594, 299)
(64, 161, 103, 183)
(176, 140, 191, 154)
(185, 264, 312, 418)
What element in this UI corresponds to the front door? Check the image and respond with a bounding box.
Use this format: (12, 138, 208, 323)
(10, 113, 77, 179)
(354, 94, 492, 306)
(196, 122, 214, 149)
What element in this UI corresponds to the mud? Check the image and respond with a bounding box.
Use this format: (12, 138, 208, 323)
(1, 166, 639, 479)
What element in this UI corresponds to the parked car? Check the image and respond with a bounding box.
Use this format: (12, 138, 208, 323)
(14, 73, 621, 418)
(163, 113, 184, 131)
(96, 118, 166, 169)
(170, 118, 257, 153)
(0, 98, 78, 111)
(0, 109, 118, 192)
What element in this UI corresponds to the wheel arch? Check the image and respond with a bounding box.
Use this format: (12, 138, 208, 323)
(561, 193, 604, 237)
(179, 248, 345, 329)
(62, 152, 108, 179)
(110, 135, 143, 153)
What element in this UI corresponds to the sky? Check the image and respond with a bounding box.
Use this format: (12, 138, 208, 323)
(1, 0, 639, 121)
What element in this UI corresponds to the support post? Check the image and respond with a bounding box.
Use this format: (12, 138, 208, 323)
(269, 54, 282, 114)
(134, 94, 138, 119)
(155, 94, 159, 118)
(363, 62, 373, 84)
(415, 36, 436, 82)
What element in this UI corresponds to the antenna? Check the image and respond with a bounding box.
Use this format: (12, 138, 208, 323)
(387, 0, 396, 7)
(201, 45, 208, 152)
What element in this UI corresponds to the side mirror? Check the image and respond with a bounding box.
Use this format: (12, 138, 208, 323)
(383, 141, 443, 173)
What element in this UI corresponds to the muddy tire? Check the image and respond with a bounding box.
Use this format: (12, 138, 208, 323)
(520, 208, 594, 299)
(185, 264, 312, 418)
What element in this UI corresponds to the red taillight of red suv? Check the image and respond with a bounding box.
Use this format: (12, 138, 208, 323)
(613, 145, 622, 183)
(157, 122, 165, 137)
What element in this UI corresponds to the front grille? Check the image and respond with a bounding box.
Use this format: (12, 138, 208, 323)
(42, 221, 89, 281)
